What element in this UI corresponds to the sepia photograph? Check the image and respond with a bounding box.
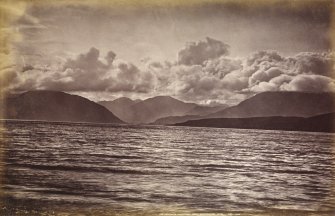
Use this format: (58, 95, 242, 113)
(0, 0, 334, 215)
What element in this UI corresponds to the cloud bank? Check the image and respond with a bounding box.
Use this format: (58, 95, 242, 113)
(6, 37, 334, 105)
(9, 47, 154, 94)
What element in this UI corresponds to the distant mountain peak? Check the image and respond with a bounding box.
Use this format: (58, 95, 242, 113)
(144, 95, 179, 102)
(112, 97, 134, 102)
(98, 95, 229, 124)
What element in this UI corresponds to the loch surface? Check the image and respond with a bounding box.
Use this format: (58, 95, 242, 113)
(1, 120, 334, 213)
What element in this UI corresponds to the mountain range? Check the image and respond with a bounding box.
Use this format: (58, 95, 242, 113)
(152, 92, 334, 125)
(1, 90, 334, 133)
(175, 113, 335, 133)
(98, 97, 142, 123)
(99, 96, 225, 124)
(206, 91, 334, 118)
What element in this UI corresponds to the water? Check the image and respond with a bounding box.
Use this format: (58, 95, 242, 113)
(1, 120, 335, 213)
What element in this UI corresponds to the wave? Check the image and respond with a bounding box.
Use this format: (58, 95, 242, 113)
(7, 163, 162, 175)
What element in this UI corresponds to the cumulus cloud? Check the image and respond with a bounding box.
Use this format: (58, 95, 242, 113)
(178, 37, 229, 65)
(281, 74, 335, 92)
(9, 47, 154, 94)
(243, 51, 334, 93)
(148, 47, 334, 104)
(249, 67, 283, 86)
(105, 50, 116, 66)
(7, 37, 335, 105)
(203, 56, 242, 78)
(289, 52, 333, 76)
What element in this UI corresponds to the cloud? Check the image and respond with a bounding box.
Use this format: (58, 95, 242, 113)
(141, 44, 334, 104)
(289, 52, 333, 76)
(242, 51, 334, 93)
(142, 57, 248, 104)
(178, 37, 229, 65)
(157, 48, 334, 103)
(22, 65, 34, 72)
(7, 38, 335, 105)
(63, 47, 105, 72)
(281, 74, 335, 92)
(221, 70, 249, 91)
(249, 67, 283, 86)
(203, 56, 242, 78)
(105, 50, 116, 66)
(9, 47, 153, 94)
(112, 60, 154, 93)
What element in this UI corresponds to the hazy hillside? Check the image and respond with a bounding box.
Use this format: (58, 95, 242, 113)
(206, 92, 334, 118)
(98, 97, 141, 123)
(99, 96, 197, 124)
(153, 115, 201, 125)
(153, 104, 227, 125)
(2, 91, 124, 123)
(184, 105, 227, 116)
(128, 96, 197, 124)
(99, 96, 228, 124)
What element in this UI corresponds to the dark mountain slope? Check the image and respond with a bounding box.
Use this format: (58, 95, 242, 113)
(206, 92, 334, 118)
(2, 91, 124, 123)
(175, 113, 335, 133)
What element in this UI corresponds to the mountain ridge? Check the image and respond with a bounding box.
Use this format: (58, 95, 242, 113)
(129, 96, 197, 124)
(99, 95, 224, 124)
(175, 112, 335, 133)
(2, 90, 124, 124)
(98, 97, 141, 123)
(205, 91, 334, 119)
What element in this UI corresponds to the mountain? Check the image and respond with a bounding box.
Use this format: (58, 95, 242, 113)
(129, 96, 197, 124)
(184, 105, 227, 116)
(99, 96, 198, 124)
(99, 95, 198, 124)
(205, 92, 334, 119)
(2, 90, 124, 123)
(175, 113, 335, 133)
(98, 97, 141, 123)
(153, 104, 227, 125)
(153, 115, 201, 125)
(99, 96, 227, 124)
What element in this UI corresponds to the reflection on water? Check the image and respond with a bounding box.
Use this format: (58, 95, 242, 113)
(1, 120, 334, 213)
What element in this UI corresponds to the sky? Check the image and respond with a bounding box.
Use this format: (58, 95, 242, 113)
(2, 0, 334, 105)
